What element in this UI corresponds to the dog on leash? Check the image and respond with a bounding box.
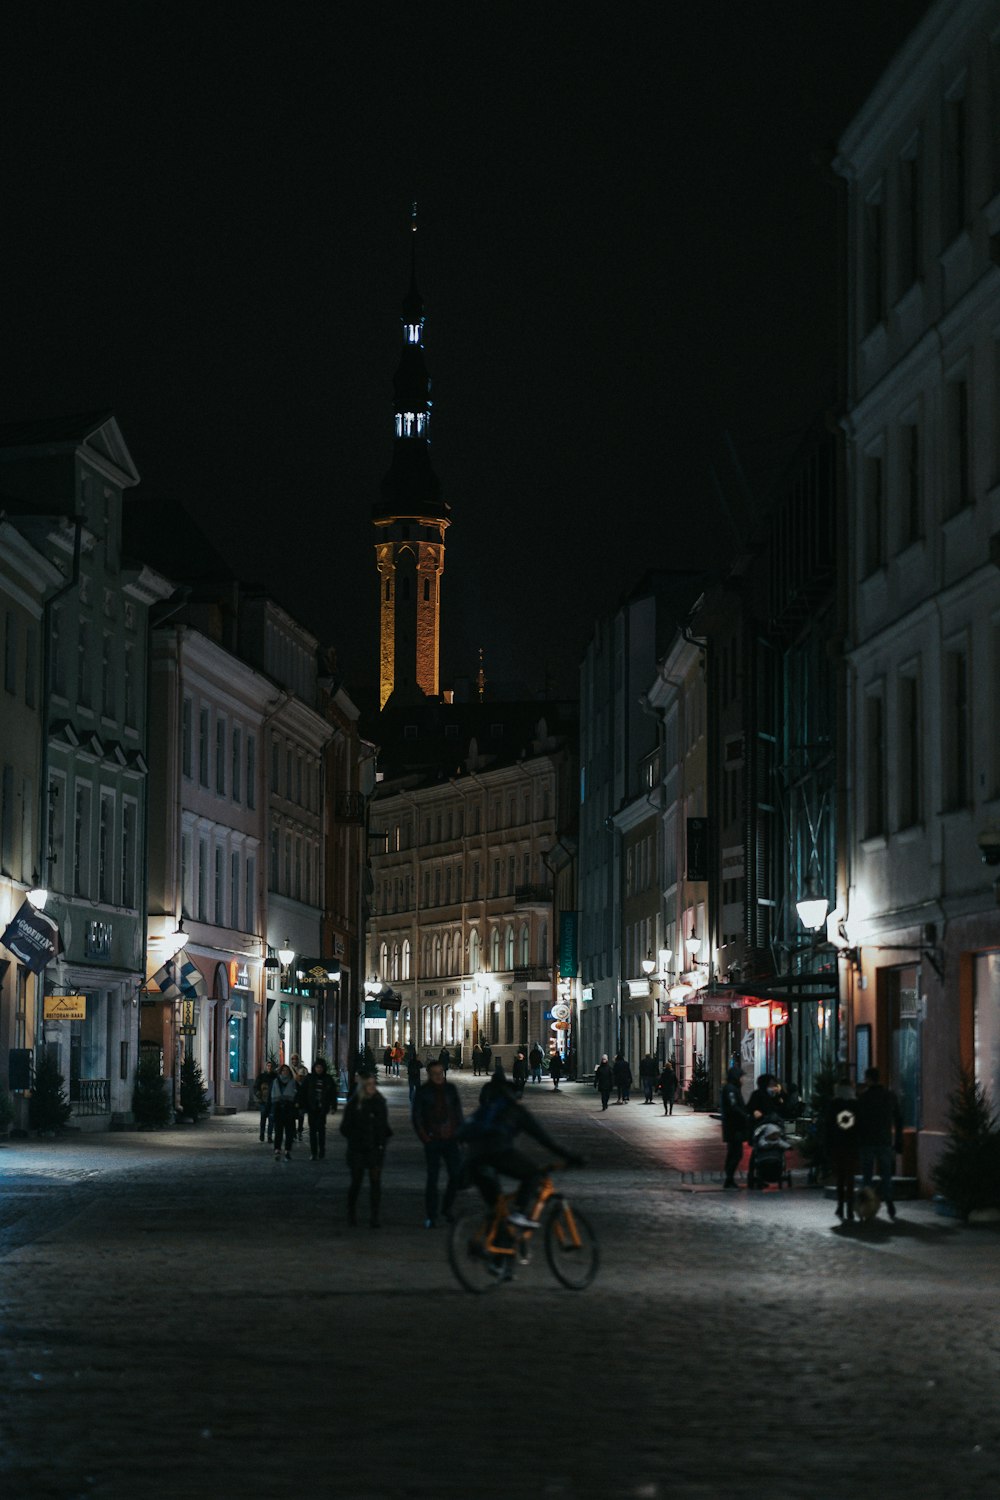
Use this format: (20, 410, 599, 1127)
(855, 1185, 880, 1222)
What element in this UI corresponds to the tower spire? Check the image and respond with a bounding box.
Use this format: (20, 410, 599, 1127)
(373, 210, 451, 711)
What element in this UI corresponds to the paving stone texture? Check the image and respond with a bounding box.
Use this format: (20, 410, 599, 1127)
(1, 1074, 998, 1500)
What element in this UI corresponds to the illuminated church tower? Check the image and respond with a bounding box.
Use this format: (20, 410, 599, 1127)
(374, 211, 450, 710)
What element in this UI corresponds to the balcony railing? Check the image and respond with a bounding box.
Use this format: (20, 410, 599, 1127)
(71, 1078, 110, 1116)
(514, 884, 553, 906)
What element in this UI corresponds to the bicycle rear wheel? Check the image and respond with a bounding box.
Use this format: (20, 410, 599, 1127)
(544, 1199, 599, 1289)
(447, 1210, 516, 1294)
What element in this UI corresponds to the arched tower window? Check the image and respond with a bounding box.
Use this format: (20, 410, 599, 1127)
(504, 925, 514, 970)
(391, 943, 400, 982)
(469, 928, 481, 973)
(402, 940, 411, 980)
(433, 934, 442, 976)
(490, 928, 501, 972)
(519, 923, 530, 966)
(379, 941, 388, 978)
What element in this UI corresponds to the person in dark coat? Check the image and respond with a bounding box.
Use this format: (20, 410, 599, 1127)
(340, 1074, 393, 1226)
(304, 1058, 338, 1160)
(594, 1054, 614, 1110)
(548, 1050, 564, 1088)
(412, 1058, 464, 1227)
(856, 1066, 903, 1218)
(529, 1043, 544, 1084)
(254, 1059, 276, 1143)
(270, 1064, 299, 1161)
(460, 1072, 582, 1227)
(406, 1047, 422, 1104)
(438, 1046, 450, 1075)
(720, 1065, 748, 1188)
(512, 1051, 528, 1095)
(481, 1041, 493, 1076)
(658, 1060, 678, 1116)
(639, 1054, 658, 1104)
(827, 1079, 859, 1221)
(612, 1053, 633, 1104)
(472, 1042, 484, 1077)
(746, 1074, 783, 1131)
(382, 1045, 393, 1074)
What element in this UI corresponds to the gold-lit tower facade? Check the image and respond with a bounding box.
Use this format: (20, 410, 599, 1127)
(374, 219, 449, 709)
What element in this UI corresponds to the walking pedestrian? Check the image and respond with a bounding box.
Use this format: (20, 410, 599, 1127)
(270, 1064, 299, 1161)
(639, 1054, 658, 1104)
(856, 1066, 903, 1219)
(438, 1046, 451, 1075)
(305, 1057, 338, 1160)
(828, 1078, 859, 1221)
(287, 1055, 308, 1140)
(472, 1041, 484, 1077)
(412, 1058, 464, 1228)
(254, 1059, 276, 1142)
(720, 1065, 748, 1188)
(528, 1042, 544, 1084)
(340, 1074, 393, 1227)
(512, 1051, 528, 1096)
(549, 1049, 564, 1089)
(383, 1045, 393, 1075)
(481, 1041, 493, 1076)
(391, 1041, 404, 1077)
(406, 1047, 422, 1104)
(657, 1059, 678, 1116)
(612, 1053, 632, 1103)
(594, 1054, 614, 1110)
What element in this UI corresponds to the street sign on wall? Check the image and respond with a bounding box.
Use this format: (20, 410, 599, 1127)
(43, 994, 86, 1021)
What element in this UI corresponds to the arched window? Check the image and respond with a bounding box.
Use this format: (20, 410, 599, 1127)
(469, 928, 481, 973)
(402, 940, 411, 981)
(538, 921, 548, 965)
(491, 928, 501, 972)
(519, 923, 530, 966)
(442, 934, 451, 976)
(433, 935, 442, 977)
(391, 943, 400, 982)
(379, 941, 388, 979)
(504, 925, 514, 970)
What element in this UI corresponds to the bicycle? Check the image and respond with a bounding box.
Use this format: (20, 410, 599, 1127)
(447, 1163, 599, 1293)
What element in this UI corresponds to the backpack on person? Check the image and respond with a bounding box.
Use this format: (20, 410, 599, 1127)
(459, 1091, 513, 1148)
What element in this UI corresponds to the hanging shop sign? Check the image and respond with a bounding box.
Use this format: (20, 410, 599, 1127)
(1, 900, 61, 973)
(685, 1003, 734, 1023)
(43, 994, 86, 1021)
(229, 960, 251, 990)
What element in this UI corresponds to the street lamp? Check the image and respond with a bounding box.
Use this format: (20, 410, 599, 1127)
(277, 938, 295, 966)
(795, 876, 829, 933)
(164, 917, 187, 957)
(26, 884, 49, 911)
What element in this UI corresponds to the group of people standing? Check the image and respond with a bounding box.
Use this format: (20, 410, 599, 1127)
(254, 1055, 337, 1160)
(593, 1054, 679, 1113)
(719, 1062, 904, 1215)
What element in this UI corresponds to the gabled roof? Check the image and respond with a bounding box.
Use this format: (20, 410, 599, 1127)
(0, 410, 140, 486)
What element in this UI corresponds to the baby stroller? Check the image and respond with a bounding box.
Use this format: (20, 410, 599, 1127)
(748, 1115, 793, 1190)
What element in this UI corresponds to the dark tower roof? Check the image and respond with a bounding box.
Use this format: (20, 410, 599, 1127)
(374, 211, 448, 523)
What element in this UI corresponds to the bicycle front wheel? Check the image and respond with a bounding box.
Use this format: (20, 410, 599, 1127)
(544, 1198, 599, 1289)
(447, 1210, 516, 1294)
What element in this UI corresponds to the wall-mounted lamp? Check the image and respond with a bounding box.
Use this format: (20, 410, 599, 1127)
(277, 938, 295, 967)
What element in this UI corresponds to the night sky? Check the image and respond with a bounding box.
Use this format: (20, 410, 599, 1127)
(0, 1, 929, 705)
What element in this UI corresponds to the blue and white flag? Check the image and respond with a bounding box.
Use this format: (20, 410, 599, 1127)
(150, 949, 207, 1003)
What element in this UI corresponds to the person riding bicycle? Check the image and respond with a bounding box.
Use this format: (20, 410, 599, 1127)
(459, 1069, 583, 1229)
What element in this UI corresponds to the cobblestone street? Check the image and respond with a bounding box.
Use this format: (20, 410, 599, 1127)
(1, 1074, 998, 1500)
